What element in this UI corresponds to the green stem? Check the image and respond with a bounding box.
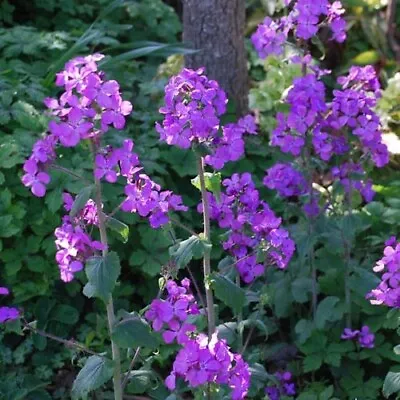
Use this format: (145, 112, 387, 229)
(344, 183, 353, 328)
(23, 320, 101, 356)
(197, 156, 216, 338)
(236, 275, 243, 351)
(301, 56, 318, 321)
(92, 143, 123, 400)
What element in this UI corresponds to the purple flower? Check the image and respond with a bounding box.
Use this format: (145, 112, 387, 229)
(157, 68, 227, 148)
(264, 163, 306, 197)
(341, 325, 375, 348)
(265, 370, 296, 399)
(94, 153, 119, 183)
(145, 299, 174, 331)
(367, 239, 400, 308)
(201, 173, 295, 283)
(251, 17, 288, 59)
(54, 217, 102, 282)
(145, 279, 198, 337)
(0, 306, 20, 323)
(166, 332, 250, 399)
(101, 95, 132, 131)
(0, 287, 10, 296)
(21, 159, 51, 197)
(358, 325, 375, 348)
(341, 328, 360, 340)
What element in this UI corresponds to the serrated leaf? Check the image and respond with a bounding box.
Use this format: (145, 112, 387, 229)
(71, 355, 114, 399)
(212, 273, 245, 314)
(191, 172, 221, 201)
(106, 216, 129, 243)
(70, 186, 93, 218)
(303, 353, 323, 372)
(112, 316, 158, 349)
(315, 296, 343, 330)
(84, 252, 121, 303)
(45, 188, 63, 213)
(169, 235, 209, 269)
(291, 277, 315, 303)
(383, 371, 400, 398)
(295, 319, 314, 344)
(50, 304, 79, 325)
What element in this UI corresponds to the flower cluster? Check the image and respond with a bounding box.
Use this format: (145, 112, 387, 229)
(251, 0, 346, 60)
(272, 73, 327, 156)
(265, 371, 296, 400)
(54, 194, 103, 282)
(21, 136, 56, 197)
(263, 163, 306, 198)
(157, 68, 257, 170)
(145, 279, 199, 343)
(166, 332, 250, 400)
(367, 237, 400, 308)
(92, 139, 188, 229)
(0, 287, 20, 324)
(263, 64, 388, 212)
(331, 163, 375, 203)
(145, 279, 251, 398)
(199, 173, 295, 283)
(23, 54, 187, 234)
(341, 325, 375, 348)
(270, 66, 388, 168)
(22, 53, 132, 197)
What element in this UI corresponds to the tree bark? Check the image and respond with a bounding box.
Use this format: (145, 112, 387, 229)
(183, 0, 248, 117)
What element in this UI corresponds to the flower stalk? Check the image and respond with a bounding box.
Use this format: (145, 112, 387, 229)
(92, 142, 123, 400)
(197, 155, 216, 338)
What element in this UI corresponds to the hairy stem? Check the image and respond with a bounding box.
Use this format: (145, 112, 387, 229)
(236, 275, 243, 351)
(301, 58, 318, 321)
(23, 320, 101, 356)
(344, 184, 353, 328)
(310, 224, 317, 320)
(197, 156, 216, 338)
(50, 164, 91, 184)
(122, 347, 141, 391)
(92, 143, 123, 400)
(169, 216, 201, 238)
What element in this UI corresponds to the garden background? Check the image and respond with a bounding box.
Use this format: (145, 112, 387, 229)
(1, 0, 400, 399)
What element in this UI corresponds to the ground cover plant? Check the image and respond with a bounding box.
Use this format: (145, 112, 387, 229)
(1, 0, 400, 399)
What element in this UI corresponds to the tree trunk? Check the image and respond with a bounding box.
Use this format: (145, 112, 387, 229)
(183, 0, 248, 117)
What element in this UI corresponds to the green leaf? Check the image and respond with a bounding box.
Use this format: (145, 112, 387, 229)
(273, 277, 293, 318)
(71, 355, 114, 399)
(169, 235, 209, 269)
(84, 252, 121, 303)
(315, 296, 343, 330)
(100, 42, 197, 68)
(126, 370, 155, 394)
(383, 371, 400, 398)
(191, 172, 221, 201)
(311, 36, 326, 60)
(295, 319, 314, 344)
(296, 231, 318, 261)
(112, 316, 158, 349)
(106, 216, 129, 243)
(45, 188, 63, 213)
(394, 345, 400, 355)
(70, 186, 93, 218)
(291, 277, 316, 303)
(50, 304, 79, 325)
(303, 353, 323, 372)
(212, 273, 246, 314)
(352, 50, 380, 66)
